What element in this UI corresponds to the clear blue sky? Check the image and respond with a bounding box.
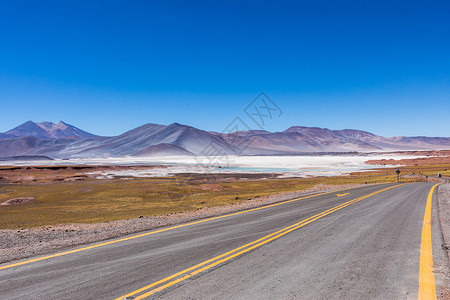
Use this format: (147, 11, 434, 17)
(1, 0, 449, 137)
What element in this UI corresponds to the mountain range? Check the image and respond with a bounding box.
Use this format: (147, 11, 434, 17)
(0, 121, 450, 159)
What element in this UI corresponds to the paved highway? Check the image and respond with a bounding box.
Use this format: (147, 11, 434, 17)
(0, 182, 446, 299)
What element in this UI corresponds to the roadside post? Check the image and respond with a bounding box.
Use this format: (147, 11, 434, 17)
(396, 169, 401, 183)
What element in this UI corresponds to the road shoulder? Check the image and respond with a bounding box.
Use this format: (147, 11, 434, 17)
(434, 183, 450, 299)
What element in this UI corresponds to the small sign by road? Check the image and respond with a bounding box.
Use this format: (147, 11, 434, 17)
(396, 169, 401, 183)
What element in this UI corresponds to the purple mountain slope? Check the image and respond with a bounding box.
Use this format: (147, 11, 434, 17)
(218, 127, 381, 153)
(0, 136, 45, 157)
(60, 123, 237, 158)
(1, 121, 450, 158)
(0, 133, 13, 138)
(135, 143, 195, 157)
(3, 121, 97, 139)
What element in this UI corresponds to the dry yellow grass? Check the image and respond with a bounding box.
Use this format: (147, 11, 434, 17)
(0, 165, 442, 229)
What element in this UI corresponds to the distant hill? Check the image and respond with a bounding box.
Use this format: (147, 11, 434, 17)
(3, 121, 97, 139)
(1, 121, 450, 158)
(0, 155, 53, 161)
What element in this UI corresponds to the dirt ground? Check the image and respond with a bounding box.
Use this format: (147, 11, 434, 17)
(0, 183, 360, 264)
(366, 150, 450, 166)
(1, 153, 446, 267)
(0, 165, 166, 184)
(0, 165, 281, 185)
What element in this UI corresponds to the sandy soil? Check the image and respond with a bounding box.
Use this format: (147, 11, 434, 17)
(0, 183, 361, 264)
(0, 165, 167, 184)
(0, 165, 282, 185)
(366, 150, 450, 166)
(0, 151, 431, 179)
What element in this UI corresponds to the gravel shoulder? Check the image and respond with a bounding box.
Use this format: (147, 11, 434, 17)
(0, 183, 361, 265)
(436, 182, 450, 299)
(438, 183, 450, 259)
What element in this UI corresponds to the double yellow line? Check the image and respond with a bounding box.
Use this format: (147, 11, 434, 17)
(116, 184, 404, 300)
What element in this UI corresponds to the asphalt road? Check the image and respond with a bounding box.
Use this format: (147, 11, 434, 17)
(0, 182, 445, 299)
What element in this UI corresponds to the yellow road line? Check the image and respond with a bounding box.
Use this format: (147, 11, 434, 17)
(116, 184, 404, 300)
(418, 184, 439, 300)
(336, 193, 349, 197)
(0, 185, 363, 270)
(116, 198, 355, 298)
